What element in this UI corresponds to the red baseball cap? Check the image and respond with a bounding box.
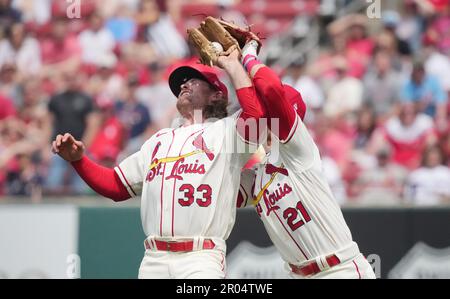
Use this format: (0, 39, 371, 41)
(283, 84, 306, 121)
(168, 64, 228, 99)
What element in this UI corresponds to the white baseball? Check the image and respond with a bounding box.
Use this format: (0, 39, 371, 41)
(211, 42, 224, 54)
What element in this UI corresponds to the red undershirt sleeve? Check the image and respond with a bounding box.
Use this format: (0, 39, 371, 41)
(71, 155, 131, 202)
(236, 86, 265, 120)
(253, 66, 297, 141)
(235, 86, 267, 143)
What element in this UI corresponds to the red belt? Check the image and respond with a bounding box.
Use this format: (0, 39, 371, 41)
(290, 254, 341, 276)
(144, 239, 216, 252)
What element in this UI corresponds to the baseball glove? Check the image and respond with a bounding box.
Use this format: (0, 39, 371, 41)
(187, 16, 262, 66)
(215, 18, 262, 54)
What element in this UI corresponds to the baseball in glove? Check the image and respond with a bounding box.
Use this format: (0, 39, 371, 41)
(187, 16, 262, 66)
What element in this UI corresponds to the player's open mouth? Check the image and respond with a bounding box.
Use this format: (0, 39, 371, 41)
(180, 90, 191, 97)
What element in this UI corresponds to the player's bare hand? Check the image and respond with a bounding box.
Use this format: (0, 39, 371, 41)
(216, 46, 241, 69)
(51, 133, 85, 162)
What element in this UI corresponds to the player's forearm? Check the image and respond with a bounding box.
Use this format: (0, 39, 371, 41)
(235, 86, 267, 143)
(244, 56, 294, 120)
(225, 60, 266, 118)
(71, 155, 131, 202)
(223, 60, 252, 90)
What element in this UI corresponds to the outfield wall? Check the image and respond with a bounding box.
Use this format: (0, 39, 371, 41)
(1, 200, 449, 279)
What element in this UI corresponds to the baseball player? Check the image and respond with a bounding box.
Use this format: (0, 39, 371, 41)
(51, 48, 267, 278)
(237, 40, 376, 279)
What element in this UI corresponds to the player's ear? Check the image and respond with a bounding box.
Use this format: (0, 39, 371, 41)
(210, 90, 224, 103)
(210, 90, 223, 103)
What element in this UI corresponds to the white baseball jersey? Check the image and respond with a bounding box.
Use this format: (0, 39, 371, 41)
(239, 115, 355, 265)
(115, 111, 254, 241)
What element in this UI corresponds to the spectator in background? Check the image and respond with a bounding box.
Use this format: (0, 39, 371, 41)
(400, 61, 447, 119)
(0, 22, 42, 75)
(282, 56, 324, 122)
(135, 61, 177, 129)
(424, 1, 450, 55)
(16, 76, 49, 134)
(423, 38, 450, 98)
(440, 132, 450, 167)
(5, 149, 43, 198)
(116, 41, 155, 84)
(376, 11, 414, 77)
(321, 155, 347, 205)
(326, 14, 374, 79)
(0, 116, 46, 199)
(16, 77, 51, 154)
(312, 14, 356, 90)
(363, 50, 402, 118)
(351, 147, 407, 204)
(381, 10, 413, 57)
(310, 31, 345, 91)
(353, 105, 377, 151)
(136, 0, 189, 62)
(344, 14, 374, 78)
(105, 3, 137, 44)
(311, 111, 353, 171)
(89, 96, 125, 167)
(370, 102, 436, 170)
(86, 52, 125, 102)
(94, 0, 139, 20)
(40, 17, 81, 75)
(11, 0, 51, 25)
(79, 12, 116, 65)
(0, 92, 16, 120)
(324, 56, 363, 118)
(405, 145, 450, 205)
(0, 63, 20, 103)
(0, 0, 21, 38)
(218, 3, 247, 27)
(374, 16, 414, 79)
(45, 70, 100, 195)
(394, 1, 423, 53)
(115, 74, 152, 153)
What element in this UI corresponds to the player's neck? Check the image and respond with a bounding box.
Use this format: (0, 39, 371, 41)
(178, 107, 201, 126)
(182, 115, 205, 126)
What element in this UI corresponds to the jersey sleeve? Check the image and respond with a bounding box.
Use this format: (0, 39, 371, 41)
(272, 114, 318, 173)
(235, 86, 267, 145)
(114, 150, 145, 197)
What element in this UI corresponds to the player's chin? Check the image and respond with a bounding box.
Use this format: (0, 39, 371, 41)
(177, 95, 192, 107)
(176, 100, 193, 114)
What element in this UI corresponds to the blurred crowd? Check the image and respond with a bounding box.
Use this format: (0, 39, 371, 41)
(0, 0, 449, 205)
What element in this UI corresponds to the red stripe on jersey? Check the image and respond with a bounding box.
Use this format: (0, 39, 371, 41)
(241, 183, 249, 207)
(281, 115, 299, 144)
(273, 208, 309, 260)
(353, 260, 361, 279)
(160, 129, 176, 236)
(266, 163, 289, 176)
(220, 252, 225, 272)
(171, 128, 205, 237)
(117, 166, 137, 196)
(170, 181, 178, 237)
(237, 188, 245, 208)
